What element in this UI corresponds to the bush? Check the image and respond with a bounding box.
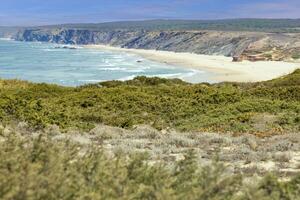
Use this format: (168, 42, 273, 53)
(0, 132, 299, 200)
(0, 70, 300, 134)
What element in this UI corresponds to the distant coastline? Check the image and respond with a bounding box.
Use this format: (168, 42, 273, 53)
(85, 44, 300, 82)
(2, 37, 299, 83)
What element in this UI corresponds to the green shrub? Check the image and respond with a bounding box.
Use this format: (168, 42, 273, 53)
(0, 70, 300, 134)
(292, 54, 300, 60)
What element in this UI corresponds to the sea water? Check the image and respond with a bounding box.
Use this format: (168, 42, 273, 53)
(0, 39, 211, 86)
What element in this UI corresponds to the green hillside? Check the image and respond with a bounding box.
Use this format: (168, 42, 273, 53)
(1, 69, 300, 136)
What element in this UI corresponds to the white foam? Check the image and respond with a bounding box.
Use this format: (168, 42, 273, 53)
(43, 49, 58, 52)
(127, 69, 145, 73)
(179, 69, 204, 78)
(118, 75, 137, 81)
(78, 79, 106, 83)
(98, 67, 145, 73)
(0, 38, 13, 41)
(147, 73, 184, 78)
(99, 67, 125, 71)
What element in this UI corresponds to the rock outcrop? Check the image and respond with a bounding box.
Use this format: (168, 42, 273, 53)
(14, 28, 300, 61)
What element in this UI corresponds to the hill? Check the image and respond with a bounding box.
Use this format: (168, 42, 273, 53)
(1, 69, 300, 136)
(37, 19, 300, 33)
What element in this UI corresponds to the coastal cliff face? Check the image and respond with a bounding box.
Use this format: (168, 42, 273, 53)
(0, 27, 21, 38)
(15, 29, 300, 61)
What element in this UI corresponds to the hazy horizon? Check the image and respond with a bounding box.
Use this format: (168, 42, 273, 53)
(0, 0, 300, 26)
(1, 18, 300, 28)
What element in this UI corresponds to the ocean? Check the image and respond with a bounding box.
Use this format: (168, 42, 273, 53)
(0, 39, 210, 86)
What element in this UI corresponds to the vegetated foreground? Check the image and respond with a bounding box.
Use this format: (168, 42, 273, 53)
(1, 70, 300, 199)
(3, 122, 300, 178)
(0, 126, 300, 200)
(1, 69, 300, 136)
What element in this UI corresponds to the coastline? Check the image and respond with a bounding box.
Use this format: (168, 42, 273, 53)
(85, 44, 300, 82)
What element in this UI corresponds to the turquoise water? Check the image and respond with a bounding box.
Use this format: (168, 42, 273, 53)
(0, 39, 209, 86)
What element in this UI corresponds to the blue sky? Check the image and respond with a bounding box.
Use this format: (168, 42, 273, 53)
(0, 0, 299, 26)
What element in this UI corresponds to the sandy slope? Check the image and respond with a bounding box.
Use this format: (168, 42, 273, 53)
(85, 44, 300, 82)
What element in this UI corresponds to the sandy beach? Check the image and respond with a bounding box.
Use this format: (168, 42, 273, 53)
(85, 44, 300, 82)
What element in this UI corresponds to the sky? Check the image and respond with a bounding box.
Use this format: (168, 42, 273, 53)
(0, 0, 299, 26)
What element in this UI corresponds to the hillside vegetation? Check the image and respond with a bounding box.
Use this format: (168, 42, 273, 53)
(1, 69, 300, 136)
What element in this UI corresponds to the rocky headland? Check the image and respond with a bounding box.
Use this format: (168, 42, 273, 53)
(14, 28, 300, 62)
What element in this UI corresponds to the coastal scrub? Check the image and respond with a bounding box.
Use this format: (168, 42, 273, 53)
(0, 70, 300, 136)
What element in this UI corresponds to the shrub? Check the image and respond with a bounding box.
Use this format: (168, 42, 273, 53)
(0, 132, 299, 200)
(0, 70, 300, 134)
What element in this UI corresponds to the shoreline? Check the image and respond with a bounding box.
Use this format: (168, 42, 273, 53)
(85, 44, 300, 82)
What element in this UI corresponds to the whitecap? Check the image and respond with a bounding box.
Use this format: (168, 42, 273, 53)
(98, 67, 125, 71)
(0, 38, 13, 41)
(127, 69, 145, 73)
(43, 49, 58, 52)
(147, 73, 183, 78)
(118, 75, 137, 81)
(179, 69, 205, 78)
(78, 79, 106, 82)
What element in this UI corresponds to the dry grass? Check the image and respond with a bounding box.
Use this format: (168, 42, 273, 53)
(2, 122, 299, 178)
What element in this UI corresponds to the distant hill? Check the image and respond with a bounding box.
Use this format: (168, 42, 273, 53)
(36, 19, 300, 33)
(2, 19, 300, 35)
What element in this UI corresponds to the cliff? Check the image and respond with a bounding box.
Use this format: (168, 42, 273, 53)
(0, 27, 22, 38)
(14, 28, 300, 61)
